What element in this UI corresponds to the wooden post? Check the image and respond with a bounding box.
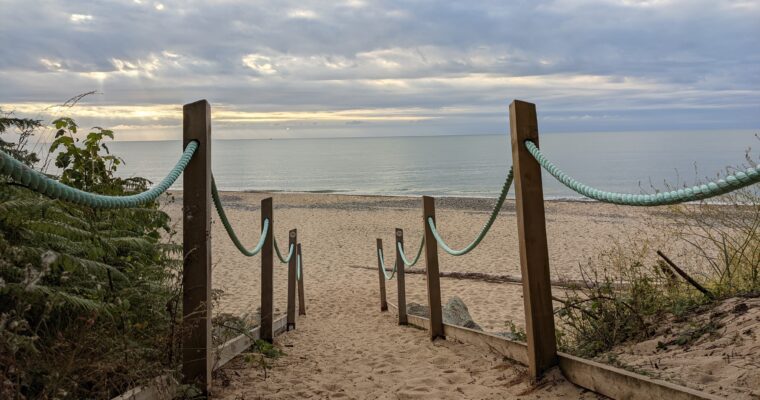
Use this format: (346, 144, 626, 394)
(395, 228, 408, 325)
(260, 198, 274, 342)
(376, 238, 388, 311)
(509, 100, 558, 379)
(297, 243, 306, 315)
(286, 229, 297, 330)
(422, 196, 444, 340)
(182, 100, 212, 394)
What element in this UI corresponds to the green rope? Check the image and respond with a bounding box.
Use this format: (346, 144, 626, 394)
(274, 239, 295, 263)
(297, 253, 302, 281)
(377, 248, 397, 280)
(397, 236, 424, 266)
(525, 140, 760, 206)
(427, 167, 513, 256)
(212, 177, 269, 256)
(0, 141, 198, 209)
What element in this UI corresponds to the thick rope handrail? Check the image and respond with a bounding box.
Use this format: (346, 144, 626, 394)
(397, 236, 424, 266)
(212, 177, 269, 256)
(427, 167, 514, 256)
(524, 140, 760, 206)
(0, 141, 198, 208)
(377, 248, 397, 280)
(274, 238, 295, 264)
(297, 253, 302, 281)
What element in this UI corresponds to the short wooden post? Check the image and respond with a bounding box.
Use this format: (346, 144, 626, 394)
(182, 100, 212, 394)
(297, 243, 306, 315)
(395, 228, 408, 325)
(286, 229, 297, 330)
(509, 100, 558, 379)
(260, 198, 274, 342)
(376, 238, 388, 312)
(422, 196, 444, 340)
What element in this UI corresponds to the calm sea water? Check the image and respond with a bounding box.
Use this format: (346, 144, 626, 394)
(103, 131, 757, 199)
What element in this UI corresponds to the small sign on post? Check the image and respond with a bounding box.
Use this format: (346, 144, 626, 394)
(509, 99, 558, 379)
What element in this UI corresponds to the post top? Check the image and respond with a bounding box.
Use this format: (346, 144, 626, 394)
(183, 99, 210, 109)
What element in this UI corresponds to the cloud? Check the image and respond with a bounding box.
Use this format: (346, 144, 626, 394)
(0, 0, 758, 140)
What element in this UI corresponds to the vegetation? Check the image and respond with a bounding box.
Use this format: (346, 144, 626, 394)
(0, 110, 183, 398)
(555, 171, 760, 358)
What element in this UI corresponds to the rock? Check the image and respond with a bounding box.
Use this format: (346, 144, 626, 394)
(443, 296, 482, 331)
(406, 296, 482, 331)
(406, 302, 430, 318)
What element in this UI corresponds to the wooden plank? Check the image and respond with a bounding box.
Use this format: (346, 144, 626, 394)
(395, 229, 408, 325)
(422, 196, 444, 340)
(297, 243, 306, 315)
(557, 352, 723, 400)
(112, 316, 289, 400)
(181, 99, 212, 394)
(287, 229, 297, 330)
(386, 302, 718, 400)
(509, 99, 557, 378)
(376, 238, 388, 311)
(215, 315, 289, 368)
(260, 197, 274, 342)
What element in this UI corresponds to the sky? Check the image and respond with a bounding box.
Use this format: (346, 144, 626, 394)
(0, 0, 758, 140)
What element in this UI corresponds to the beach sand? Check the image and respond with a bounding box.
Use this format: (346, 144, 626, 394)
(161, 192, 716, 398)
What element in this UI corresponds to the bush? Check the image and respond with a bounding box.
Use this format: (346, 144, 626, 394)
(556, 162, 759, 358)
(0, 113, 183, 398)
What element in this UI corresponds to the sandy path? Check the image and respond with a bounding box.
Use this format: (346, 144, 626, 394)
(211, 258, 595, 399)
(161, 192, 665, 398)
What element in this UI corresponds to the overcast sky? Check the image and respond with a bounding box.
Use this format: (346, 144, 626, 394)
(0, 0, 758, 140)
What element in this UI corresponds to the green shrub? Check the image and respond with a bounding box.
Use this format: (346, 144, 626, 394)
(0, 112, 182, 399)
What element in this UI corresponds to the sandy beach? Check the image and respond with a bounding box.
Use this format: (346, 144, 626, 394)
(161, 191, 750, 398)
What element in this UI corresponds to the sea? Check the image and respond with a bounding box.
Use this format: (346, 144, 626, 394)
(97, 130, 756, 200)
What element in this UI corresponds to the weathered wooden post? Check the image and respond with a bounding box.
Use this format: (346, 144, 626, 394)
(395, 228, 408, 325)
(376, 238, 388, 311)
(297, 243, 306, 315)
(286, 229, 297, 330)
(260, 198, 274, 342)
(422, 196, 444, 340)
(509, 100, 558, 379)
(182, 100, 212, 394)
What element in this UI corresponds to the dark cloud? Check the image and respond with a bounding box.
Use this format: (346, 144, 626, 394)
(0, 0, 758, 139)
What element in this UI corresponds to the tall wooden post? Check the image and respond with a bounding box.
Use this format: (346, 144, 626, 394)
(509, 100, 558, 379)
(376, 238, 388, 311)
(422, 196, 444, 340)
(286, 229, 297, 330)
(260, 198, 274, 342)
(182, 100, 212, 394)
(395, 229, 408, 325)
(297, 243, 306, 315)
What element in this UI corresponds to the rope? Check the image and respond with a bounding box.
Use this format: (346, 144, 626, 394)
(398, 236, 424, 266)
(524, 140, 760, 206)
(212, 177, 269, 256)
(274, 238, 295, 263)
(0, 141, 198, 209)
(427, 167, 513, 256)
(377, 248, 397, 280)
(297, 253, 302, 281)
